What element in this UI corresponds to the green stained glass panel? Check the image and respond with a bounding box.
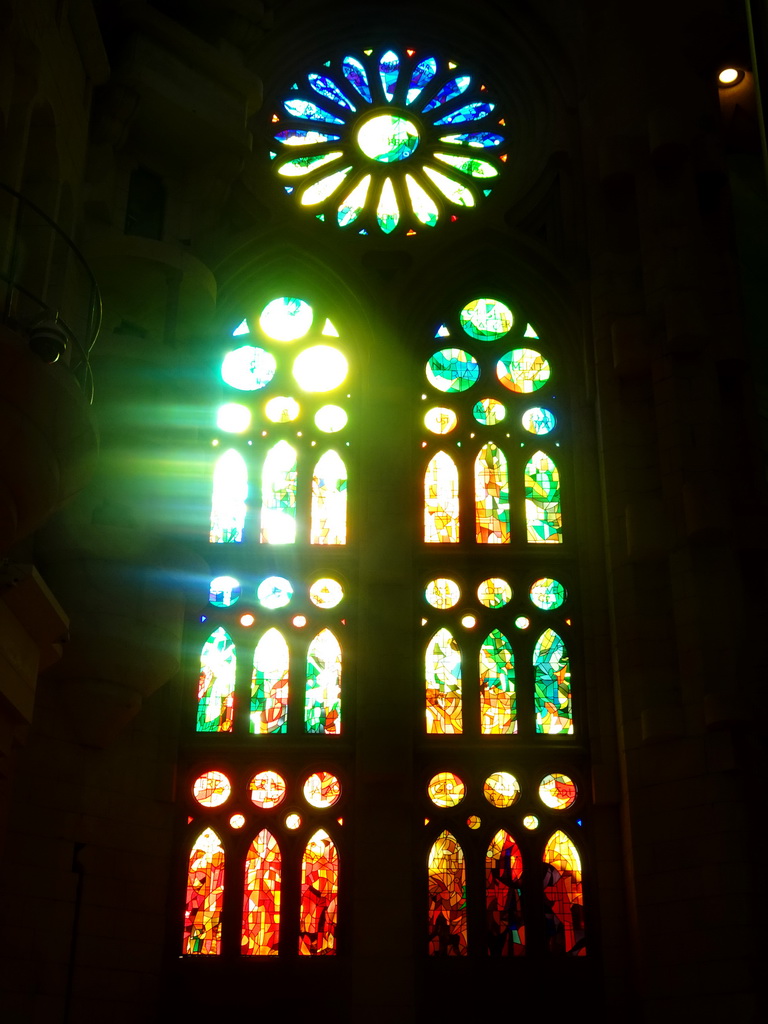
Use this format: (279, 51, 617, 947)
(251, 628, 289, 734)
(338, 175, 371, 226)
(473, 398, 505, 425)
(377, 177, 399, 233)
(405, 174, 439, 226)
(300, 167, 353, 205)
(423, 166, 475, 206)
(277, 152, 342, 177)
(357, 115, 419, 162)
(305, 628, 341, 734)
(497, 348, 550, 393)
(197, 627, 236, 733)
(534, 629, 572, 735)
(261, 441, 297, 544)
(221, 346, 276, 391)
(479, 629, 516, 734)
(434, 152, 499, 178)
(525, 450, 562, 543)
(529, 577, 566, 610)
(426, 349, 480, 392)
(460, 298, 513, 340)
(522, 407, 556, 434)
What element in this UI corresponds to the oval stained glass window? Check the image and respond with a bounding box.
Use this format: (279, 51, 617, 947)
(293, 346, 348, 391)
(250, 771, 287, 808)
(222, 346, 277, 391)
(265, 396, 301, 422)
(522, 406, 556, 434)
(303, 771, 341, 808)
(459, 297, 514, 340)
(425, 578, 460, 609)
(259, 297, 313, 341)
(309, 578, 344, 608)
(209, 576, 241, 608)
(257, 576, 293, 609)
(315, 405, 347, 432)
(483, 771, 521, 808)
(473, 398, 505, 425)
(497, 348, 550, 393)
(477, 577, 512, 608)
(539, 773, 578, 810)
(426, 349, 480, 392)
(529, 577, 566, 610)
(193, 771, 231, 807)
(427, 771, 465, 807)
(424, 407, 458, 434)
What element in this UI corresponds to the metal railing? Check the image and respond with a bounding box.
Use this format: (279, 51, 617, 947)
(0, 182, 101, 401)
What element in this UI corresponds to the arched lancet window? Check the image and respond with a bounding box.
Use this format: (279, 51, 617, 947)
(251, 628, 289, 734)
(305, 628, 342, 734)
(479, 627, 516, 734)
(299, 829, 338, 955)
(425, 451, 459, 542)
(242, 829, 281, 955)
(428, 830, 467, 955)
(261, 440, 298, 544)
(525, 449, 562, 544)
(474, 442, 510, 543)
(197, 628, 236, 733)
(425, 627, 462, 733)
(210, 449, 247, 543)
(543, 830, 585, 955)
(486, 830, 525, 955)
(311, 449, 347, 544)
(533, 628, 572, 735)
(183, 828, 225, 954)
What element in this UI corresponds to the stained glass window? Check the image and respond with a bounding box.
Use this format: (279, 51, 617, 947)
(272, 49, 506, 234)
(311, 450, 347, 544)
(534, 629, 572, 735)
(525, 450, 562, 543)
(479, 629, 516, 734)
(425, 452, 459, 542)
(305, 629, 342, 734)
(486, 830, 525, 955)
(184, 829, 225, 954)
(543, 831, 585, 954)
(197, 628, 236, 733)
(251, 628, 289, 734)
(242, 830, 281, 955)
(474, 442, 510, 543)
(426, 627, 462, 733)
(428, 831, 467, 955)
(299, 830, 338, 955)
(210, 449, 247, 543)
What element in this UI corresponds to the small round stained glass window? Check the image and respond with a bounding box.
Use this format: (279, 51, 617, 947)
(472, 398, 505, 425)
(259, 297, 313, 341)
(426, 349, 480, 392)
(425, 578, 460, 609)
(315, 405, 347, 432)
(539, 773, 577, 810)
(303, 771, 341, 808)
(427, 772, 465, 807)
(309, 578, 344, 608)
(222, 345, 276, 391)
(522, 407, 556, 434)
(477, 578, 512, 608)
(265, 396, 300, 422)
(467, 815, 481, 829)
(257, 576, 293, 609)
(230, 814, 245, 829)
(285, 813, 302, 829)
(523, 815, 539, 830)
(250, 771, 287, 808)
(424, 407, 458, 434)
(193, 771, 231, 807)
(483, 771, 520, 808)
(217, 403, 251, 432)
(293, 346, 348, 391)
(514, 616, 530, 629)
(459, 297, 513, 340)
(209, 576, 241, 608)
(497, 348, 550, 393)
(530, 577, 567, 610)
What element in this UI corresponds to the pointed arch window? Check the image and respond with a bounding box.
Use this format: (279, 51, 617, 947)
(242, 829, 281, 955)
(428, 830, 467, 955)
(183, 828, 225, 954)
